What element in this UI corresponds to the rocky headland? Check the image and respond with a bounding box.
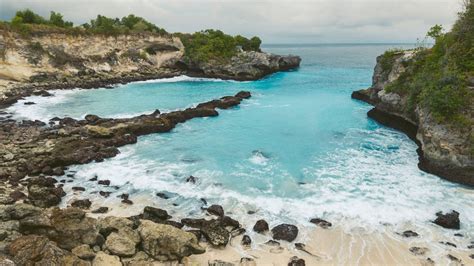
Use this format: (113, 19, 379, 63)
(0, 27, 301, 108)
(352, 50, 473, 186)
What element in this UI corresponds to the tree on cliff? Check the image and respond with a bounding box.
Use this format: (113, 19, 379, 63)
(385, 0, 473, 126)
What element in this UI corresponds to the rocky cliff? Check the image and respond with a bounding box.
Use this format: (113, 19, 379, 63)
(0, 29, 300, 107)
(352, 51, 473, 186)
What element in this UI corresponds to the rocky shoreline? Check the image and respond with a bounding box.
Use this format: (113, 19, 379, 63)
(0, 91, 251, 182)
(352, 51, 473, 187)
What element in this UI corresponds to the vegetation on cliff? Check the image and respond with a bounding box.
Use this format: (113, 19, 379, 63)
(176, 30, 261, 63)
(1, 9, 261, 64)
(384, 0, 473, 127)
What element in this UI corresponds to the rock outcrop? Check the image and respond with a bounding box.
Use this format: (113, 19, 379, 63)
(352, 51, 473, 186)
(0, 91, 251, 181)
(0, 29, 299, 108)
(172, 51, 301, 81)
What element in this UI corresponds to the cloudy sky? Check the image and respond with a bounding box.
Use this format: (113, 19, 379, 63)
(0, 0, 463, 43)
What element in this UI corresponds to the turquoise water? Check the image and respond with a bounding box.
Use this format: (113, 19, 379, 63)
(9, 44, 474, 235)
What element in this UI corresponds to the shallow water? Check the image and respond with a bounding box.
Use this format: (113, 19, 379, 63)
(7, 44, 474, 243)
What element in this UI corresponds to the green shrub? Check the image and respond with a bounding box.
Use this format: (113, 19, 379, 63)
(383, 0, 474, 127)
(177, 30, 262, 63)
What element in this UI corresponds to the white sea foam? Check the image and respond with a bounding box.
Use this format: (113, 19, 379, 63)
(131, 75, 237, 84)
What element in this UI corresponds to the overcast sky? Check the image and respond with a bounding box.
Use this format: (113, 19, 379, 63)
(0, 0, 463, 43)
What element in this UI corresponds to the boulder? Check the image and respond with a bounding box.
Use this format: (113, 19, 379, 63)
(138, 220, 205, 261)
(241, 235, 251, 247)
(142, 206, 171, 222)
(309, 218, 332, 229)
(433, 211, 460, 229)
(401, 230, 419, 238)
(271, 224, 298, 242)
(207, 204, 224, 217)
(27, 176, 65, 207)
(92, 251, 122, 266)
(105, 232, 136, 257)
(49, 207, 104, 250)
(98, 216, 140, 245)
(200, 220, 230, 247)
(71, 199, 92, 209)
(288, 256, 305, 266)
(92, 207, 109, 214)
(72, 244, 96, 260)
(253, 219, 269, 233)
(7, 235, 88, 265)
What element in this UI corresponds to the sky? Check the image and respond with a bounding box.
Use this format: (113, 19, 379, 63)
(0, 0, 464, 44)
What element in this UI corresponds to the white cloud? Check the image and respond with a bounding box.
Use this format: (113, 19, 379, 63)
(0, 0, 462, 43)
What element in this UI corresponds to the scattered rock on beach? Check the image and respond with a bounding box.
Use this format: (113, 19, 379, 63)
(72, 186, 85, 192)
(409, 247, 428, 256)
(309, 218, 332, 229)
(98, 180, 110, 186)
(288, 256, 305, 266)
(401, 230, 419, 238)
(99, 191, 111, 198)
(272, 224, 298, 242)
(70, 199, 92, 209)
(91, 207, 109, 214)
(241, 235, 251, 247)
(143, 206, 171, 222)
(156, 192, 169, 199)
(433, 211, 460, 229)
(253, 219, 269, 233)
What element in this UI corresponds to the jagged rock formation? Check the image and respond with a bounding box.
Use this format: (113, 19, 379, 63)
(352, 51, 473, 186)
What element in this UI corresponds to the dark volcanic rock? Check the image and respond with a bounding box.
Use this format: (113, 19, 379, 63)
(98, 180, 110, 186)
(401, 230, 419, 238)
(70, 199, 92, 209)
(309, 218, 332, 229)
(156, 192, 170, 199)
(91, 207, 109, 214)
(433, 211, 460, 229)
(99, 191, 111, 198)
(241, 235, 251, 247)
(143, 206, 171, 222)
(207, 204, 224, 217)
(185, 175, 198, 184)
(71, 186, 85, 192)
(288, 256, 305, 266)
(271, 224, 298, 242)
(253, 219, 269, 233)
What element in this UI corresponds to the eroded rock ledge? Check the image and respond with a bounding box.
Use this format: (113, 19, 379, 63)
(0, 91, 251, 182)
(352, 51, 473, 186)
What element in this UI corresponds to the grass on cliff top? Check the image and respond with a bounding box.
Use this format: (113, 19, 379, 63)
(384, 0, 474, 128)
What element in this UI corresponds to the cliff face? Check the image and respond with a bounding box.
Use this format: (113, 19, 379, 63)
(174, 51, 301, 81)
(0, 29, 300, 107)
(352, 51, 473, 186)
